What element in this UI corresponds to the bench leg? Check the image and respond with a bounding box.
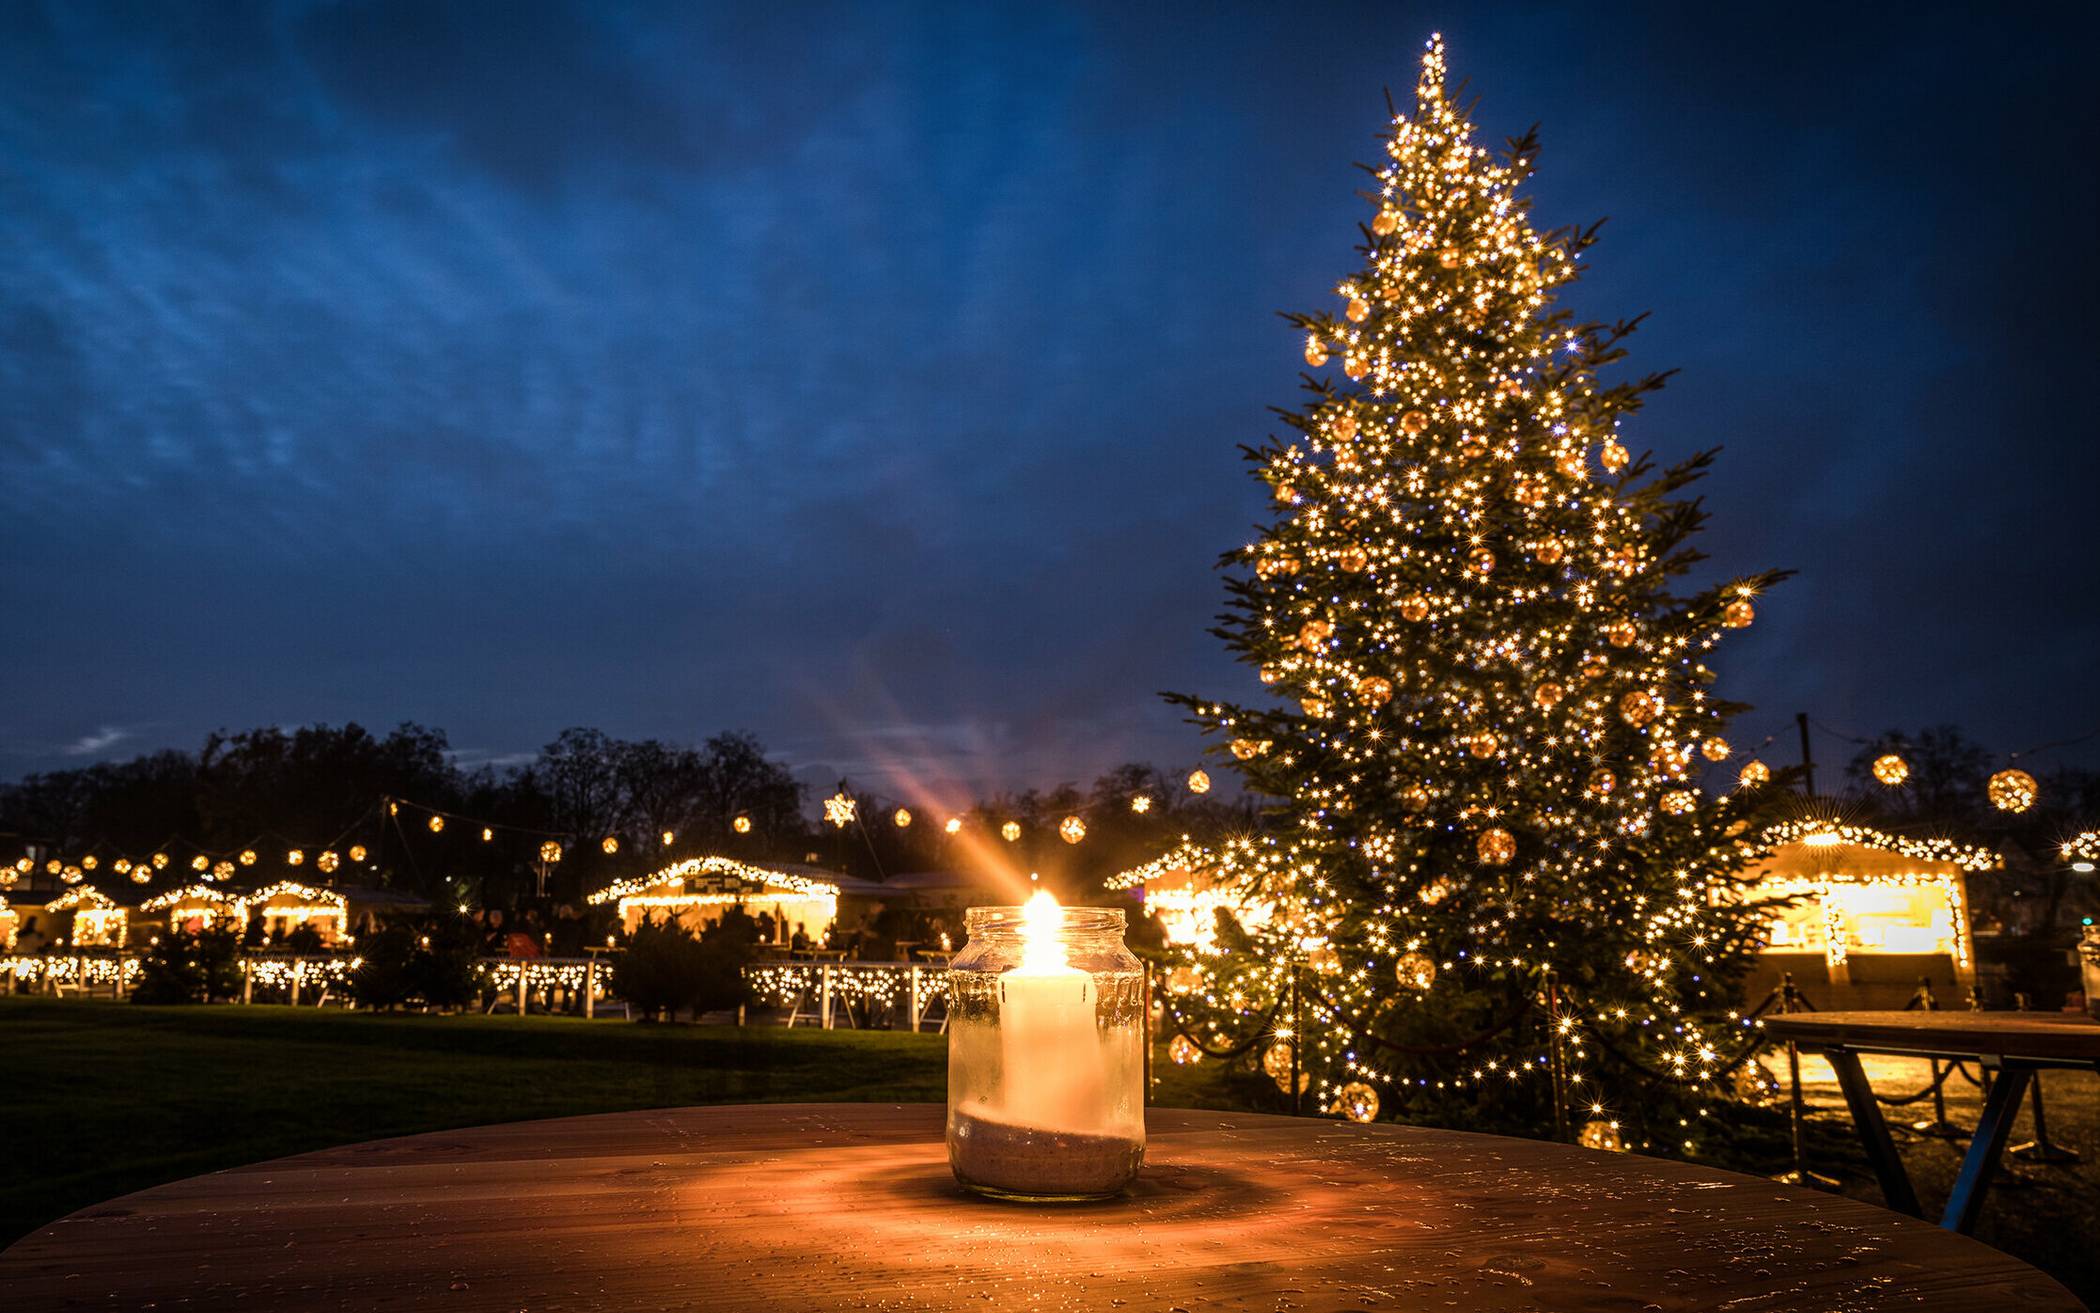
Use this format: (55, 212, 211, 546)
(1941, 1066, 2032, 1234)
(1827, 1050, 1923, 1218)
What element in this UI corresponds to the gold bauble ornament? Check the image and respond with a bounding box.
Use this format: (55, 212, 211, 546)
(1395, 952, 1437, 990)
(1343, 354, 1369, 380)
(1579, 1119, 1626, 1152)
(1476, 828, 1516, 866)
(1336, 546, 1369, 572)
(1299, 695, 1330, 718)
(1459, 439, 1487, 463)
(1331, 413, 1358, 442)
(601, 835, 620, 855)
(1722, 597, 1756, 628)
(1355, 675, 1394, 707)
(1581, 654, 1609, 681)
(1258, 665, 1281, 685)
(1059, 815, 1087, 844)
(318, 850, 340, 874)
(1600, 439, 1629, 472)
(1512, 479, 1545, 508)
(1371, 208, 1399, 236)
(1400, 783, 1430, 813)
(1262, 1042, 1296, 1082)
(1988, 768, 2037, 814)
(1605, 619, 1636, 648)
(1535, 681, 1566, 709)
(1166, 965, 1201, 994)
(1399, 594, 1430, 622)
(1702, 736, 1731, 763)
(1737, 760, 1771, 789)
(1586, 768, 1617, 797)
(1304, 337, 1328, 367)
(1660, 789, 1697, 816)
(1186, 769, 1212, 795)
(1345, 297, 1370, 323)
(1619, 689, 1663, 727)
(1733, 1060, 1781, 1108)
(1467, 547, 1495, 576)
(1169, 1034, 1202, 1065)
(1651, 741, 1693, 778)
(539, 841, 563, 863)
(1273, 483, 1296, 506)
(1335, 1081, 1380, 1124)
(1399, 409, 1429, 435)
(1230, 737, 1263, 760)
(1607, 546, 1640, 575)
(1556, 450, 1586, 479)
(1297, 618, 1334, 649)
(1417, 877, 1452, 906)
(1873, 753, 1910, 786)
(1438, 247, 1462, 268)
(1000, 820, 1022, 843)
(1467, 733, 1499, 759)
(1308, 944, 1341, 975)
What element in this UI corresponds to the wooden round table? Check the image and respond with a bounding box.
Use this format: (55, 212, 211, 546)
(1, 1104, 2075, 1311)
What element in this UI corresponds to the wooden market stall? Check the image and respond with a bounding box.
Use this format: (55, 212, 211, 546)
(46, 885, 128, 948)
(590, 856, 841, 943)
(1732, 819, 1995, 1010)
(1105, 842, 1276, 954)
(138, 883, 246, 937)
(244, 880, 350, 946)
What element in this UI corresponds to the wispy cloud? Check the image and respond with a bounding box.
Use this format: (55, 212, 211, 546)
(62, 726, 132, 757)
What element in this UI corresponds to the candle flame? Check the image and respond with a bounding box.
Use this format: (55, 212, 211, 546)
(1019, 888, 1066, 972)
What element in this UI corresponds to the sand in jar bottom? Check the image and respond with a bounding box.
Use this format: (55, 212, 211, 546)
(948, 1101, 1144, 1202)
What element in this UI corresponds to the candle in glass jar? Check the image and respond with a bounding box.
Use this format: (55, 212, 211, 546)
(997, 891, 1107, 1131)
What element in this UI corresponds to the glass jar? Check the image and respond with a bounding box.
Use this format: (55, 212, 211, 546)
(946, 902, 1146, 1201)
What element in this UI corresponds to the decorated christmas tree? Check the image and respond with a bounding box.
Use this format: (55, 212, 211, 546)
(1163, 35, 1788, 1148)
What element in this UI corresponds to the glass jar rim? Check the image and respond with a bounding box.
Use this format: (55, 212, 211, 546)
(964, 904, 1127, 935)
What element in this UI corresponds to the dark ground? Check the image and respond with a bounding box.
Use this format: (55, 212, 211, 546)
(2, 999, 2092, 1305)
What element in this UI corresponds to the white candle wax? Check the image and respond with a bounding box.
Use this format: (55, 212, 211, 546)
(996, 891, 1107, 1134)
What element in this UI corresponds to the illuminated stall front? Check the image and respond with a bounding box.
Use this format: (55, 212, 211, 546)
(246, 881, 350, 946)
(140, 884, 245, 936)
(1106, 841, 1276, 955)
(591, 857, 840, 942)
(1733, 820, 1994, 1010)
(46, 886, 128, 948)
(0, 900, 16, 950)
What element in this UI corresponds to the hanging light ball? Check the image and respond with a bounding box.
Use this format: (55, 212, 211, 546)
(1872, 753, 1910, 787)
(81, 855, 98, 871)
(212, 860, 235, 880)
(1701, 736, 1732, 763)
(945, 815, 965, 833)
(893, 807, 912, 829)
(152, 852, 170, 870)
(238, 849, 257, 867)
(114, 858, 131, 874)
(1619, 689, 1663, 727)
(318, 850, 341, 874)
(1169, 1034, 1202, 1065)
(1186, 769, 1212, 795)
(661, 830, 675, 847)
(1534, 681, 1566, 710)
(1600, 438, 1629, 473)
(1722, 597, 1756, 629)
(286, 849, 305, 866)
(1399, 409, 1430, 436)
(1988, 768, 2038, 814)
(348, 844, 367, 863)
(1303, 337, 1328, 368)
(1605, 619, 1637, 648)
(1476, 828, 1516, 866)
(1737, 760, 1772, 790)
(1058, 816, 1087, 845)
(190, 855, 210, 872)
(601, 835, 620, 855)
(1000, 820, 1022, 843)
(61, 865, 83, 884)
(1335, 1081, 1381, 1124)
(1399, 594, 1431, 623)
(1395, 952, 1437, 990)
(130, 866, 151, 884)
(539, 841, 563, 864)
(1660, 789, 1698, 816)
(733, 815, 753, 834)
(426, 815, 445, 834)
(1579, 1119, 1627, 1152)
(1129, 795, 1152, 815)
(1355, 675, 1394, 707)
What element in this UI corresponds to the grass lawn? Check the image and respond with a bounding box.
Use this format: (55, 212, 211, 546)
(4, 999, 2095, 1305)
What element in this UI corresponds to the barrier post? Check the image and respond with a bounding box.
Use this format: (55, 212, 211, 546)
(820, 964, 834, 1030)
(909, 964, 923, 1032)
(584, 958, 597, 1021)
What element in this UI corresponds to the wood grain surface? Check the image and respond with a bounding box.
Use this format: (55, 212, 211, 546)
(1764, 1010, 2100, 1063)
(0, 1103, 2078, 1311)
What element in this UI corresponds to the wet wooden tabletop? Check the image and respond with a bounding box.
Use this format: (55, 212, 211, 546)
(0, 1103, 2077, 1311)
(1764, 1010, 2100, 1064)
